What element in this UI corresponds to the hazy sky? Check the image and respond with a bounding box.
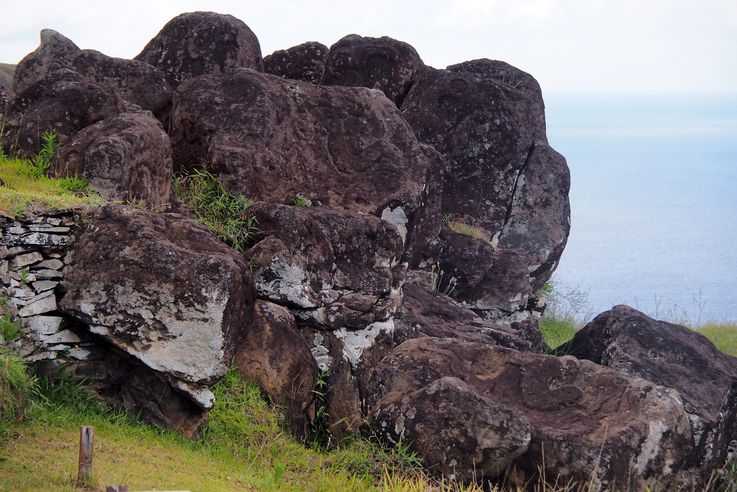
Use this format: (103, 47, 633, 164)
(1, 0, 735, 94)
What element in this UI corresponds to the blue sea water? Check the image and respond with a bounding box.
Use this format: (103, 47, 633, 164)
(544, 93, 737, 323)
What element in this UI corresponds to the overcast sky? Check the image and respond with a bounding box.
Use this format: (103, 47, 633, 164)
(1, 0, 735, 94)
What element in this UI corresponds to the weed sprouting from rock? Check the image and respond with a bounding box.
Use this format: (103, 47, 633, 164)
(173, 169, 258, 252)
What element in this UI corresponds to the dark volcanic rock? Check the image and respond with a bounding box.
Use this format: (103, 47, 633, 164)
(569, 305, 737, 476)
(135, 11, 263, 87)
(322, 34, 425, 107)
(263, 41, 328, 84)
(402, 65, 570, 309)
(246, 202, 404, 330)
(69, 50, 172, 118)
(368, 337, 693, 488)
(170, 68, 432, 252)
(0, 63, 14, 92)
(448, 58, 547, 139)
(0, 85, 10, 114)
(234, 300, 316, 436)
(59, 204, 255, 414)
(12, 29, 80, 96)
(52, 111, 173, 207)
(2, 69, 125, 157)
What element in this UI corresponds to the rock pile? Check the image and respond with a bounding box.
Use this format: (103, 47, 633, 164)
(1, 11, 735, 490)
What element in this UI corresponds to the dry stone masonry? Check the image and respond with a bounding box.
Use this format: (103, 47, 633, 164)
(1, 11, 735, 490)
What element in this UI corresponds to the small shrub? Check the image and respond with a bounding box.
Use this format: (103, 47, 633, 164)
(59, 175, 90, 194)
(29, 132, 58, 178)
(173, 170, 257, 252)
(309, 369, 332, 450)
(292, 193, 312, 207)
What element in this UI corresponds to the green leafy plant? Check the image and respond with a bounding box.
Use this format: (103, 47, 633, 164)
(0, 315, 20, 343)
(309, 369, 333, 450)
(292, 193, 312, 207)
(173, 170, 258, 252)
(0, 351, 38, 427)
(59, 175, 90, 194)
(29, 132, 58, 178)
(17, 268, 30, 285)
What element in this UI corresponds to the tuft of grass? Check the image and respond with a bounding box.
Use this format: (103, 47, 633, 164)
(173, 169, 258, 252)
(696, 323, 737, 357)
(0, 314, 20, 343)
(292, 193, 312, 208)
(447, 220, 492, 244)
(540, 315, 577, 352)
(0, 351, 37, 434)
(0, 154, 103, 217)
(29, 131, 58, 178)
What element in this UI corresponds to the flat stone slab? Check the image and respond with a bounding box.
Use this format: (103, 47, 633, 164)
(28, 315, 64, 335)
(11, 252, 43, 268)
(18, 291, 57, 317)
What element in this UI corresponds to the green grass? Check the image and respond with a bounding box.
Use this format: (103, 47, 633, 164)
(695, 323, 737, 357)
(0, 150, 103, 218)
(174, 170, 258, 252)
(0, 366, 423, 491)
(540, 315, 577, 351)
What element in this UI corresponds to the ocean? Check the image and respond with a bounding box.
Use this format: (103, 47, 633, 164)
(544, 92, 737, 324)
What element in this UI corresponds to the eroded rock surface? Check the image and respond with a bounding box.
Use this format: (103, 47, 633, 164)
(322, 34, 425, 107)
(170, 68, 432, 250)
(2, 69, 124, 156)
(570, 305, 737, 476)
(12, 29, 81, 96)
(59, 205, 255, 409)
(246, 202, 404, 329)
(52, 111, 173, 207)
(135, 11, 263, 87)
(263, 41, 328, 84)
(368, 337, 693, 488)
(234, 300, 317, 437)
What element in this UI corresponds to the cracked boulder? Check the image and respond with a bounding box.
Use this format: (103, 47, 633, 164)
(401, 65, 569, 311)
(135, 11, 263, 88)
(246, 202, 404, 329)
(569, 305, 737, 478)
(1, 69, 125, 157)
(51, 111, 173, 207)
(263, 41, 328, 84)
(367, 337, 693, 488)
(58, 204, 255, 430)
(321, 34, 425, 107)
(234, 300, 317, 437)
(170, 68, 433, 257)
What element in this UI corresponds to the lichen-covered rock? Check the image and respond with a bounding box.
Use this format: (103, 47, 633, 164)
(246, 202, 404, 330)
(401, 65, 570, 309)
(170, 68, 433, 255)
(368, 337, 693, 488)
(59, 205, 255, 411)
(322, 34, 425, 107)
(135, 11, 263, 87)
(12, 29, 81, 96)
(2, 69, 125, 157)
(569, 305, 737, 477)
(52, 111, 173, 207)
(263, 41, 328, 84)
(234, 300, 317, 437)
(0, 85, 11, 115)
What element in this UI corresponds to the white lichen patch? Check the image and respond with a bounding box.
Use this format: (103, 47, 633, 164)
(172, 380, 216, 409)
(255, 257, 317, 308)
(635, 419, 670, 474)
(310, 332, 333, 372)
(381, 206, 408, 244)
(335, 318, 395, 368)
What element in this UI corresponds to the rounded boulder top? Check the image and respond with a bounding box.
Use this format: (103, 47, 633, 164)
(135, 11, 263, 87)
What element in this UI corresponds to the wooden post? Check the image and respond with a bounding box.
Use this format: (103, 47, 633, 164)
(77, 426, 94, 483)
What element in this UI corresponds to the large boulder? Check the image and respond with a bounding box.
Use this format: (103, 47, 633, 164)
(170, 68, 433, 254)
(0, 63, 14, 92)
(367, 337, 693, 488)
(234, 300, 317, 437)
(51, 111, 173, 207)
(263, 41, 328, 84)
(401, 65, 570, 308)
(12, 30, 172, 119)
(135, 11, 263, 87)
(448, 59, 547, 139)
(322, 34, 425, 107)
(569, 305, 737, 476)
(59, 204, 255, 413)
(2, 69, 125, 156)
(245, 202, 405, 329)
(12, 29, 80, 96)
